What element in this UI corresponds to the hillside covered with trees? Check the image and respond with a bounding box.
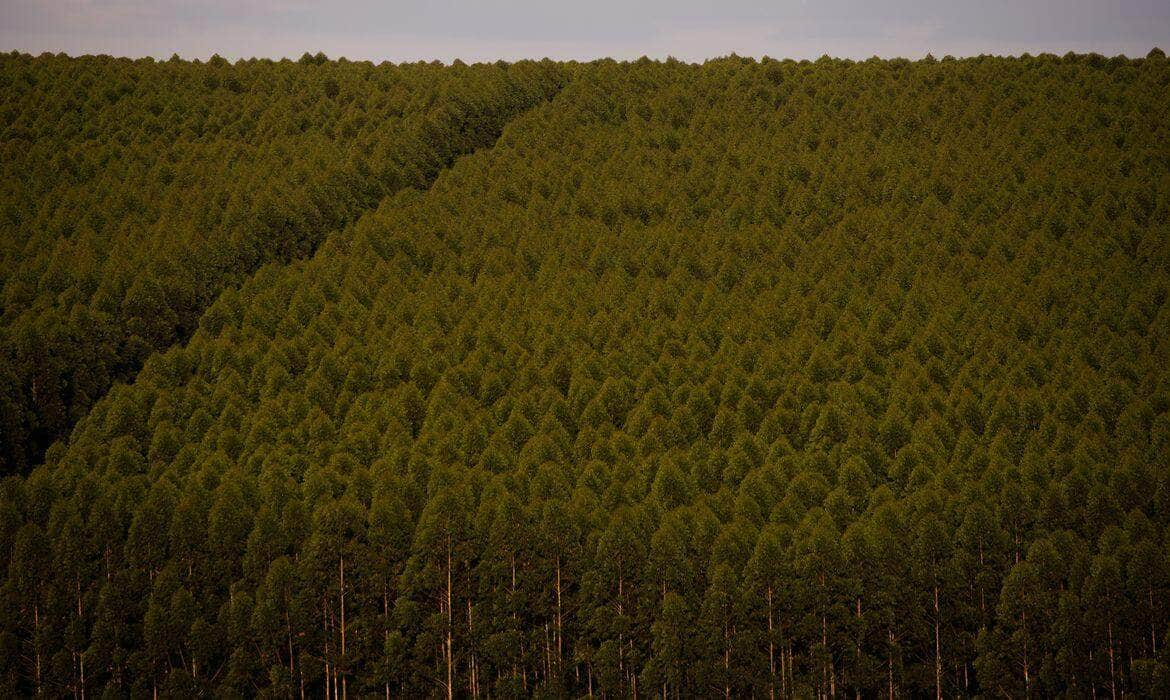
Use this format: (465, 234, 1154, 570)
(0, 52, 566, 474)
(1, 50, 1169, 698)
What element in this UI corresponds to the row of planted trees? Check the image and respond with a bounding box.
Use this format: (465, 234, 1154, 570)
(3, 449, 1167, 697)
(0, 52, 566, 474)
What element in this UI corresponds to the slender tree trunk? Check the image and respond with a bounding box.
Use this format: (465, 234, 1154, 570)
(287, 609, 295, 681)
(1022, 611, 1030, 694)
(1090, 648, 1096, 699)
(822, 573, 828, 699)
(77, 576, 86, 700)
(768, 587, 776, 700)
(340, 555, 347, 700)
(724, 620, 731, 700)
(888, 627, 895, 700)
(1108, 621, 1116, 700)
(855, 596, 862, 699)
(934, 585, 941, 700)
(34, 602, 42, 695)
(331, 607, 340, 700)
(541, 623, 548, 679)
(511, 553, 519, 680)
(447, 535, 454, 700)
(556, 555, 564, 678)
(781, 633, 789, 700)
(823, 616, 829, 698)
(1150, 587, 1158, 655)
(789, 641, 796, 700)
(618, 569, 625, 693)
(468, 599, 478, 699)
(383, 587, 390, 700)
(324, 596, 332, 700)
(819, 571, 835, 699)
(791, 641, 796, 700)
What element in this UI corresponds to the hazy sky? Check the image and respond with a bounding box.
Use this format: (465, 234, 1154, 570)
(2, 1, 1168, 63)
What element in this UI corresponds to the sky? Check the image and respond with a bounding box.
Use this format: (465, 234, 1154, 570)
(1, 1, 1168, 63)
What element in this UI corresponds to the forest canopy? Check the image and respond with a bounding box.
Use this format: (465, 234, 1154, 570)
(1, 50, 1169, 698)
(0, 52, 566, 473)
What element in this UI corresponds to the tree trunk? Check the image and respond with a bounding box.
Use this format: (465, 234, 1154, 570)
(819, 571, 835, 699)
(383, 587, 390, 700)
(447, 535, 454, 700)
(556, 555, 564, 678)
(542, 623, 549, 680)
(855, 596, 862, 699)
(823, 575, 833, 700)
(934, 585, 941, 700)
(1022, 611, 1030, 694)
(781, 635, 789, 700)
(1151, 587, 1158, 655)
(888, 627, 895, 700)
(331, 607, 340, 700)
(1108, 621, 1116, 700)
(468, 599, 478, 699)
(287, 609, 295, 679)
(340, 554, 347, 700)
(324, 596, 332, 700)
(618, 569, 625, 693)
(34, 602, 42, 695)
(767, 587, 776, 700)
(77, 576, 86, 700)
(511, 553, 519, 681)
(724, 620, 731, 700)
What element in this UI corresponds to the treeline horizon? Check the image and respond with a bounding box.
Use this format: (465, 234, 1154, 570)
(1, 49, 1168, 698)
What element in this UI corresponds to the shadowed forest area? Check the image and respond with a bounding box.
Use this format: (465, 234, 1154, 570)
(0, 52, 567, 474)
(1, 50, 1169, 698)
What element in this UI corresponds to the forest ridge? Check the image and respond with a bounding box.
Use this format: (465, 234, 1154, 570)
(1, 49, 1169, 698)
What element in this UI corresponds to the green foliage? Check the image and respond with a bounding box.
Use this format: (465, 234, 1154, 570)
(2, 50, 1169, 697)
(0, 52, 565, 473)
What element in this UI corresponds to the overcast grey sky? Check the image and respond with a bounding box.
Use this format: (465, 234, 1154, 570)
(2, 1, 1167, 63)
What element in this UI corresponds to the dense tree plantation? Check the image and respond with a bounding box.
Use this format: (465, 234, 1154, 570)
(0, 52, 566, 473)
(1, 50, 1169, 697)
